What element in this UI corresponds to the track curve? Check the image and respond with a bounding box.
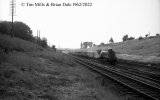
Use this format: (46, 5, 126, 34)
(67, 54, 160, 100)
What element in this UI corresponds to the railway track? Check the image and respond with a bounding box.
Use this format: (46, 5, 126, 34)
(113, 63, 160, 84)
(118, 59, 160, 70)
(117, 59, 160, 76)
(68, 54, 160, 100)
(81, 56, 160, 84)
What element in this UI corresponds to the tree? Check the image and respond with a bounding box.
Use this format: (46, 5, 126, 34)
(156, 33, 160, 36)
(93, 44, 96, 47)
(138, 36, 143, 40)
(0, 21, 11, 35)
(122, 34, 128, 41)
(40, 37, 48, 48)
(80, 42, 83, 48)
(52, 45, 56, 51)
(100, 42, 105, 46)
(88, 42, 93, 48)
(82, 42, 88, 49)
(13, 21, 34, 41)
(109, 37, 114, 43)
(0, 21, 34, 42)
(145, 34, 148, 38)
(81, 42, 94, 48)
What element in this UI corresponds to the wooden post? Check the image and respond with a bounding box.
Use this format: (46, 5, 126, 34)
(39, 30, 41, 44)
(10, 0, 16, 38)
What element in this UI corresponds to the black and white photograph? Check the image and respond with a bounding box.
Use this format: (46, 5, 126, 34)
(0, 0, 160, 99)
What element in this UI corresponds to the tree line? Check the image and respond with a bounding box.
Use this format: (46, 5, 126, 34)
(0, 21, 49, 48)
(122, 33, 159, 41)
(80, 33, 159, 48)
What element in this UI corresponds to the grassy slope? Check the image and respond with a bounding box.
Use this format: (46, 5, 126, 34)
(111, 37, 160, 56)
(88, 37, 160, 56)
(0, 34, 135, 100)
(86, 36, 160, 63)
(0, 33, 43, 52)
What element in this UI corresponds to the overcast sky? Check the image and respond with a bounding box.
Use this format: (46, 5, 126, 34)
(0, 0, 160, 49)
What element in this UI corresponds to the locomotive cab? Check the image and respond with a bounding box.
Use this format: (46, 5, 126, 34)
(108, 49, 117, 64)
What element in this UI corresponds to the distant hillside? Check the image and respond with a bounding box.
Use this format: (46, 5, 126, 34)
(88, 36, 160, 57)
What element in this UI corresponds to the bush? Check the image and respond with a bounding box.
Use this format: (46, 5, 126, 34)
(52, 45, 56, 51)
(156, 33, 160, 37)
(0, 21, 10, 35)
(122, 34, 128, 41)
(39, 37, 48, 48)
(138, 36, 143, 40)
(127, 37, 135, 40)
(100, 42, 105, 46)
(148, 36, 156, 39)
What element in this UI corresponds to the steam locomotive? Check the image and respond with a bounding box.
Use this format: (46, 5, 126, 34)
(98, 49, 117, 64)
(73, 48, 117, 65)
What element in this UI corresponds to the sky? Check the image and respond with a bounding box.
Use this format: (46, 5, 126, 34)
(0, 0, 160, 49)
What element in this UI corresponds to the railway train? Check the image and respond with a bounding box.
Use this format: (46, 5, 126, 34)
(73, 48, 117, 65)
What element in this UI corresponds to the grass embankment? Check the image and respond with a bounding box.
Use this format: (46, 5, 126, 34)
(0, 33, 43, 52)
(0, 33, 138, 100)
(87, 37, 160, 63)
(109, 37, 160, 56)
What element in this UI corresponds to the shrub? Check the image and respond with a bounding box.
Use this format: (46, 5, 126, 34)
(145, 34, 148, 38)
(100, 42, 105, 46)
(148, 36, 156, 39)
(156, 33, 160, 37)
(52, 45, 56, 51)
(122, 34, 128, 41)
(127, 37, 135, 40)
(39, 37, 48, 48)
(138, 36, 143, 40)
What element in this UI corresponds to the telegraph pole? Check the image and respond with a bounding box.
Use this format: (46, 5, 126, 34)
(39, 30, 41, 42)
(37, 30, 39, 44)
(10, 0, 16, 38)
(37, 30, 41, 44)
(38, 30, 41, 44)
